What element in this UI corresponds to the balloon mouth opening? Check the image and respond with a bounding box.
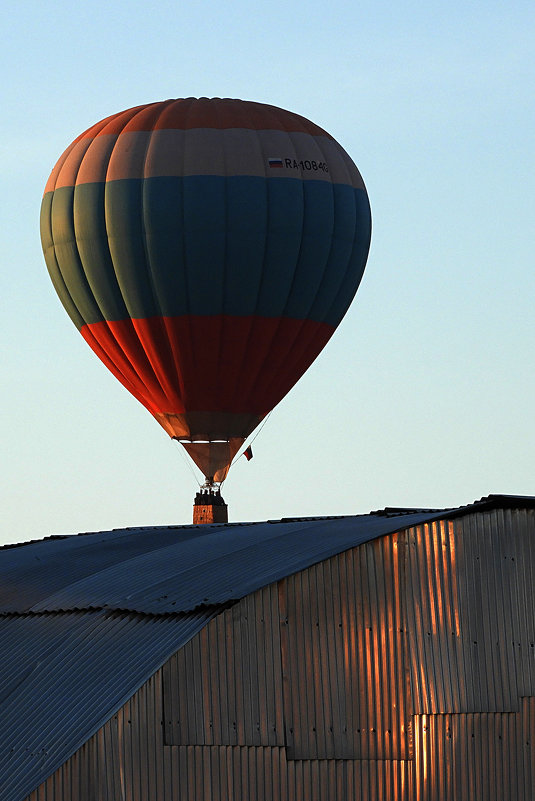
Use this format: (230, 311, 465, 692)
(175, 438, 229, 444)
(175, 437, 246, 484)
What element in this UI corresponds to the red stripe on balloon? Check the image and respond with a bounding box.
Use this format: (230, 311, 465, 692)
(80, 323, 161, 414)
(81, 315, 334, 418)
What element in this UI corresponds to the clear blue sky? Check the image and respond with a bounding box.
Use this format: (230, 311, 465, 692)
(2, 0, 534, 545)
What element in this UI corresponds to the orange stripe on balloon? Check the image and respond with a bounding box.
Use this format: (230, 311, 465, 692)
(72, 104, 150, 142)
(71, 98, 332, 140)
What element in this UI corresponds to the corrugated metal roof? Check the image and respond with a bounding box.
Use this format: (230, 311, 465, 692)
(1, 511, 460, 616)
(1, 496, 534, 801)
(0, 610, 215, 801)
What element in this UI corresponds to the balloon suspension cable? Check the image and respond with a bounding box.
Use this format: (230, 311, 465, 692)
(219, 411, 273, 492)
(250, 410, 272, 445)
(201, 475, 220, 491)
(173, 438, 203, 488)
(227, 412, 273, 471)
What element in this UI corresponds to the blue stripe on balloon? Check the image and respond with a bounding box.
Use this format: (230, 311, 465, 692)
(328, 188, 372, 327)
(42, 176, 370, 328)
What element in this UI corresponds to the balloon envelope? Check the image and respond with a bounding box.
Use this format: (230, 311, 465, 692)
(41, 98, 371, 480)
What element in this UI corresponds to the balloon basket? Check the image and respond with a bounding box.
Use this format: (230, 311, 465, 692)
(193, 485, 228, 525)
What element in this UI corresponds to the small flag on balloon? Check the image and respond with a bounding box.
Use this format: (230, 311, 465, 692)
(243, 446, 253, 461)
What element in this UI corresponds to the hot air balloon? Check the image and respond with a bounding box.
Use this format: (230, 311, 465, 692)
(40, 97, 371, 501)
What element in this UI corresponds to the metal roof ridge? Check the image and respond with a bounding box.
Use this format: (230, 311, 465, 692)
(0, 520, 260, 551)
(3, 495, 534, 552)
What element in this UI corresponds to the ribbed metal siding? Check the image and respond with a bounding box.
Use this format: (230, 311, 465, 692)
(23, 701, 126, 801)
(280, 532, 410, 759)
(23, 507, 535, 801)
(7, 511, 456, 801)
(160, 748, 411, 801)
(26, 666, 412, 801)
(163, 532, 410, 760)
(406, 509, 535, 714)
(404, 518, 466, 713)
(413, 699, 535, 800)
(164, 583, 285, 746)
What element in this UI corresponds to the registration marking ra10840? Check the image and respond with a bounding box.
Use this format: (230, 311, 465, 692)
(268, 158, 329, 173)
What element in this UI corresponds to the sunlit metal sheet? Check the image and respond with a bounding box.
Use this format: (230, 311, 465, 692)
(405, 508, 535, 714)
(413, 704, 535, 801)
(162, 536, 412, 760)
(280, 534, 411, 759)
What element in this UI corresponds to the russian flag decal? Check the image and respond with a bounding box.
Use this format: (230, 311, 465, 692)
(268, 157, 284, 168)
